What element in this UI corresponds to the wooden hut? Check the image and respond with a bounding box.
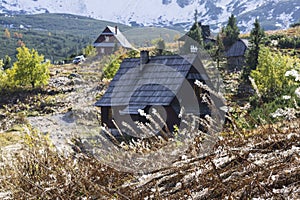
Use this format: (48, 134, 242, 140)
(225, 39, 249, 71)
(95, 51, 218, 136)
(93, 26, 134, 57)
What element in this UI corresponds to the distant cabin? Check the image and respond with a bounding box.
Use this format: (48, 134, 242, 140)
(93, 26, 134, 57)
(95, 51, 221, 136)
(225, 39, 249, 71)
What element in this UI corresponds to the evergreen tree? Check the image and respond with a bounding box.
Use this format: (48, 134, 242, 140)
(246, 19, 265, 71)
(223, 14, 240, 48)
(189, 9, 203, 46)
(188, 23, 203, 46)
(181, 9, 203, 54)
(215, 33, 225, 68)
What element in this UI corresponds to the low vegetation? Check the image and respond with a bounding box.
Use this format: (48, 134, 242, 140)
(248, 46, 300, 125)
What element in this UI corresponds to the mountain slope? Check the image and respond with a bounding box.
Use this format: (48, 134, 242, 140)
(0, 13, 129, 37)
(0, 13, 181, 62)
(0, 0, 299, 32)
(0, 13, 129, 62)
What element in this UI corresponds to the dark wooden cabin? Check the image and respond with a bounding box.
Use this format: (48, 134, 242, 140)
(93, 26, 134, 57)
(225, 39, 249, 71)
(95, 51, 217, 135)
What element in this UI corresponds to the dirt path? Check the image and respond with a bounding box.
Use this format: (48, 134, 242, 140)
(28, 63, 104, 153)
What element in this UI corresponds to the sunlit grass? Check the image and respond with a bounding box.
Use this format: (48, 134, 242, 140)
(0, 131, 22, 147)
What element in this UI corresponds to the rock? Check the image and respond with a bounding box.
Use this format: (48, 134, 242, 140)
(68, 73, 81, 79)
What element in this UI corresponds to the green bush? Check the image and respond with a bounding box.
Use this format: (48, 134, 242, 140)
(102, 53, 122, 79)
(13, 46, 50, 88)
(249, 46, 300, 124)
(0, 46, 50, 89)
(82, 44, 97, 57)
(102, 49, 138, 79)
(267, 34, 300, 49)
(250, 46, 298, 102)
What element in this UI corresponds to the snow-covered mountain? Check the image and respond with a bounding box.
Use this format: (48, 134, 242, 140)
(0, 0, 299, 32)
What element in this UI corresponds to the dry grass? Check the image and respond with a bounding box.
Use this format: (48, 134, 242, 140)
(266, 26, 300, 37)
(112, 118, 299, 199)
(0, 131, 22, 147)
(0, 118, 299, 199)
(0, 127, 133, 199)
(240, 26, 300, 38)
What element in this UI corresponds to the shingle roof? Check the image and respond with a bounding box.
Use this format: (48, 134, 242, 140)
(95, 55, 200, 109)
(225, 39, 249, 57)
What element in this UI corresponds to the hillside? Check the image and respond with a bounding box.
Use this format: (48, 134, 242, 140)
(0, 13, 182, 62)
(0, 13, 129, 37)
(240, 25, 300, 38)
(0, 13, 129, 62)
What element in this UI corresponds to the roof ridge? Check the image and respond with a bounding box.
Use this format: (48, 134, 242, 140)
(123, 54, 183, 60)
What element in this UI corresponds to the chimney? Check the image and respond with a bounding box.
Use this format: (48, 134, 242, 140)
(140, 50, 149, 71)
(115, 26, 118, 35)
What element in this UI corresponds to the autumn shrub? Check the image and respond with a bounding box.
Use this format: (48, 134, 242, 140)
(0, 66, 15, 89)
(0, 60, 4, 87)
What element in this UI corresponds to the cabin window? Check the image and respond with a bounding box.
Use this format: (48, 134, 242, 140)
(105, 36, 109, 42)
(101, 48, 105, 54)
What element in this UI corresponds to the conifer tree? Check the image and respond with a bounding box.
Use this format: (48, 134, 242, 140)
(181, 9, 203, 53)
(215, 33, 225, 68)
(246, 19, 265, 71)
(223, 14, 240, 48)
(156, 38, 166, 55)
(188, 9, 203, 46)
